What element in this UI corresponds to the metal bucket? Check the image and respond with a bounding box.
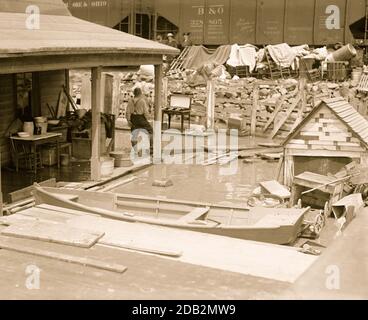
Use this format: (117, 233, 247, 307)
(100, 157, 115, 176)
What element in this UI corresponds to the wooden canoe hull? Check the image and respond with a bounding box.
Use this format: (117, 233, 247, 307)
(33, 186, 306, 245)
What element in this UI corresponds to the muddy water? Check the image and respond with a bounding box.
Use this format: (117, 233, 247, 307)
(113, 160, 277, 206)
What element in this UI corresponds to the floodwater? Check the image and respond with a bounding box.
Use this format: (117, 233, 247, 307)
(112, 159, 277, 206)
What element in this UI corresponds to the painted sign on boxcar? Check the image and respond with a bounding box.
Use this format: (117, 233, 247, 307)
(230, 0, 257, 44)
(284, 0, 315, 45)
(256, 0, 285, 44)
(204, 0, 229, 45)
(180, 0, 205, 44)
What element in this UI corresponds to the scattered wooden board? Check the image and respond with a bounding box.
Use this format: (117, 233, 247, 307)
(1, 220, 104, 248)
(0, 236, 127, 274)
(269, 95, 301, 138)
(259, 180, 291, 199)
(250, 84, 259, 136)
(263, 96, 286, 132)
(66, 215, 317, 283)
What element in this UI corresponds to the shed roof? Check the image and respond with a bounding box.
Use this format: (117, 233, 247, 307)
(284, 97, 368, 148)
(0, 0, 179, 58)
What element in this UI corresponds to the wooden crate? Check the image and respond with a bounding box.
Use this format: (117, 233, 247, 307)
(226, 65, 250, 78)
(325, 61, 349, 82)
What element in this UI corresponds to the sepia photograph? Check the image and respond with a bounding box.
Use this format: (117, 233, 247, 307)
(0, 0, 367, 305)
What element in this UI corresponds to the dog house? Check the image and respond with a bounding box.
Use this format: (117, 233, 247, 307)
(283, 97, 368, 187)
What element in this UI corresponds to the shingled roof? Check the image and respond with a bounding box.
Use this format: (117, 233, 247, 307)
(0, 0, 179, 58)
(284, 97, 368, 148)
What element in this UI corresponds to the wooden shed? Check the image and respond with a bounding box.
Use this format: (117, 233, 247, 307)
(283, 97, 368, 186)
(0, 0, 178, 176)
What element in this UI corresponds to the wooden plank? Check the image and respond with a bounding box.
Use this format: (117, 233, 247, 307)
(326, 97, 346, 103)
(286, 148, 359, 158)
(66, 215, 316, 283)
(289, 139, 306, 145)
(0, 236, 127, 273)
(270, 96, 301, 138)
(259, 181, 291, 199)
(285, 144, 309, 149)
(99, 240, 182, 258)
(307, 140, 335, 146)
(1, 220, 104, 248)
(339, 146, 365, 152)
(338, 109, 357, 118)
(251, 84, 259, 136)
(300, 131, 323, 137)
(263, 96, 285, 132)
(310, 145, 337, 151)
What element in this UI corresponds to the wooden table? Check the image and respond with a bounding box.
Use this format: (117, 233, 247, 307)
(162, 108, 191, 132)
(11, 133, 62, 174)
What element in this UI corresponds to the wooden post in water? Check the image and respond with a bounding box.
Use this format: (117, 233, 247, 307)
(153, 64, 163, 164)
(163, 77, 168, 109)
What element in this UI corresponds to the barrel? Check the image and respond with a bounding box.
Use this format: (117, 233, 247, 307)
(351, 68, 363, 86)
(328, 44, 357, 62)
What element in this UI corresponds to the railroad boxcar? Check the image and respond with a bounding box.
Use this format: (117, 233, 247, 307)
(62, 0, 367, 46)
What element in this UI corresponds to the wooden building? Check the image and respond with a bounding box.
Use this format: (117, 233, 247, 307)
(283, 97, 368, 186)
(0, 0, 178, 185)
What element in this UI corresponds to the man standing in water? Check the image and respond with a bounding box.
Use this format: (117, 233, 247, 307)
(126, 87, 153, 156)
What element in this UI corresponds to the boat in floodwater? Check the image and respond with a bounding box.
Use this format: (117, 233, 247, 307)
(33, 186, 309, 245)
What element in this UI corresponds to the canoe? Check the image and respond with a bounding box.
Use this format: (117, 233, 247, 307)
(33, 186, 309, 245)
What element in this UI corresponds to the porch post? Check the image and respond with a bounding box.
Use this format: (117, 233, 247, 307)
(91, 66, 103, 181)
(153, 64, 163, 164)
(0, 153, 3, 216)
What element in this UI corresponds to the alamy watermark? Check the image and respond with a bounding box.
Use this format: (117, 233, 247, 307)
(131, 126, 239, 176)
(325, 265, 340, 290)
(325, 5, 341, 30)
(25, 264, 41, 290)
(25, 5, 40, 30)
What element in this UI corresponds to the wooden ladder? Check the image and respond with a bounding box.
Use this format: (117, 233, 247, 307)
(169, 46, 191, 72)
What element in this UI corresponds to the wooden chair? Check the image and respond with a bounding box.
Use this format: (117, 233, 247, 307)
(9, 135, 42, 172)
(264, 48, 291, 80)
